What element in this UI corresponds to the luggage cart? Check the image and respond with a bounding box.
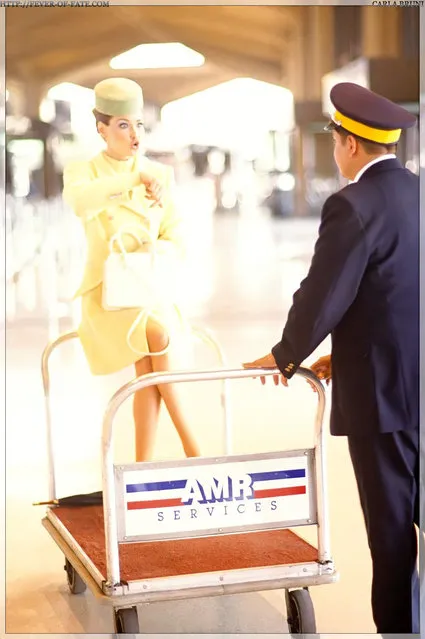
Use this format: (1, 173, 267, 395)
(40, 331, 337, 634)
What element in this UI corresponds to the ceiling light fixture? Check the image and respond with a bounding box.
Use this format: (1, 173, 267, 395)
(110, 42, 205, 70)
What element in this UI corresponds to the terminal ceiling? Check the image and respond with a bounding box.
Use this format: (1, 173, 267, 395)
(6, 6, 300, 105)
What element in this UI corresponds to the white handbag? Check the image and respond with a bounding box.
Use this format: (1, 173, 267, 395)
(102, 225, 177, 357)
(102, 226, 174, 311)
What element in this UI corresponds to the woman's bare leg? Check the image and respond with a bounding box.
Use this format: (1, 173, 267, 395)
(146, 318, 201, 457)
(134, 356, 162, 461)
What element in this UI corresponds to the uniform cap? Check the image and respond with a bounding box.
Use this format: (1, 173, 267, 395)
(326, 82, 416, 144)
(94, 77, 144, 117)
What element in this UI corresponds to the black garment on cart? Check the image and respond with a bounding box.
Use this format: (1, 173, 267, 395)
(271, 158, 419, 633)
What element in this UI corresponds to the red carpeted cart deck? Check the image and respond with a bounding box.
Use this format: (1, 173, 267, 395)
(53, 505, 318, 582)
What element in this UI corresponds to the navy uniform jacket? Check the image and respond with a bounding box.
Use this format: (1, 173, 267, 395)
(272, 158, 419, 436)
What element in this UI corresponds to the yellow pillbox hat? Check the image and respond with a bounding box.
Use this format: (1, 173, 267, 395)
(94, 77, 144, 117)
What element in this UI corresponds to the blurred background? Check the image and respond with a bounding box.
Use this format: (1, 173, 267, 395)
(4, 5, 421, 635)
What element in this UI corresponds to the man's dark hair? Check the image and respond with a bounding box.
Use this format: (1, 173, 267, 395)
(331, 122, 397, 156)
(92, 109, 111, 128)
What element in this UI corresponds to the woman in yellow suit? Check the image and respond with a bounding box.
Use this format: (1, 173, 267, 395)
(63, 77, 200, 461)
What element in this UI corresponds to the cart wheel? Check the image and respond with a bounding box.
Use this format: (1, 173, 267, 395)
(286, 588, 316, 633)
(64, 558, 87, 594)
(115, 606, 139, 633)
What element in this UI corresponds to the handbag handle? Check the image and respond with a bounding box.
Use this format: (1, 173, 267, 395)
(108, 225, 154, 256)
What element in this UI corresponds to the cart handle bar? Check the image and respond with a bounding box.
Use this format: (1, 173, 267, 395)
(103, 366, 325, 441)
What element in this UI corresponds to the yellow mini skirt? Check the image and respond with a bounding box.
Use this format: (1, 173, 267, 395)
(78, 284, 189, 376)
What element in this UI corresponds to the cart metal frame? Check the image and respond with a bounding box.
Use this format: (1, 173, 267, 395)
(40, 330, 337, 633)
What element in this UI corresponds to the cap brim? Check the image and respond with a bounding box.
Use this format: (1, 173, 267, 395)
(324, 120, 336, 132)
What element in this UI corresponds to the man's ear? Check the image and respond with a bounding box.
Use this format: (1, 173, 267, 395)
(347, 134, 358, 157)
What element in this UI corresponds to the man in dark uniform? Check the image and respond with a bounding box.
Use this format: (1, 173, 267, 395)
(244, 82, 419, 634)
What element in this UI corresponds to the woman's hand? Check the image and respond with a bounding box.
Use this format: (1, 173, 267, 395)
(140, 172, 163, 208)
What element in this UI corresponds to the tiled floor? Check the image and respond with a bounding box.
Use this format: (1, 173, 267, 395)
(5, 185, 377, 634)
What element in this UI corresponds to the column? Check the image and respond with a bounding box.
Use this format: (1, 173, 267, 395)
(289, 7, 336, 216)
(305, 6, 335, 100)
(362, 6, 400, 59)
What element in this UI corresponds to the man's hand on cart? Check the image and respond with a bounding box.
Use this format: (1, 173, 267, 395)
(308, 354, 332, 391)
(243, 353, 288, 387)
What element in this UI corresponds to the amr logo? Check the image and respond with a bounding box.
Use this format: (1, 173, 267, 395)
(181, 474, 254, 505)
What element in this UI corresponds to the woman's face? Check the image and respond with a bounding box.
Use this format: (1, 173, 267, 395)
(98, 114, 144, 160)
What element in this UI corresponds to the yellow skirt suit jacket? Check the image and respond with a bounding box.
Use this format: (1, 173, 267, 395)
(63, 151, 187, 375)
